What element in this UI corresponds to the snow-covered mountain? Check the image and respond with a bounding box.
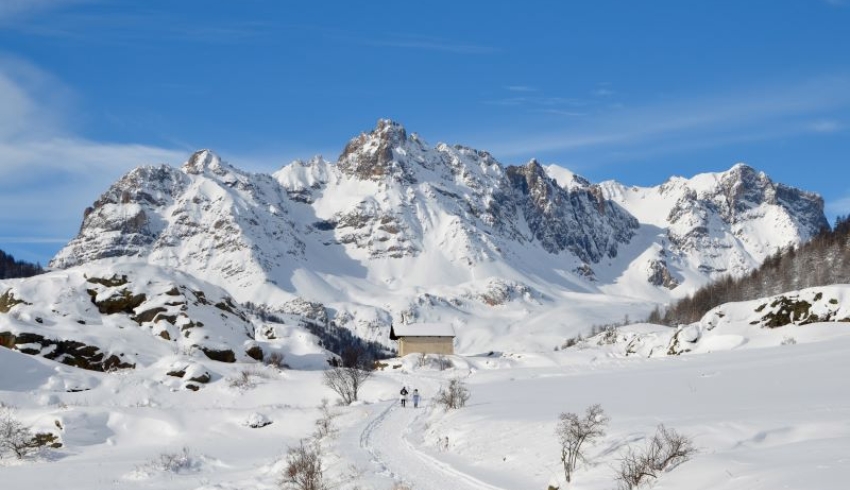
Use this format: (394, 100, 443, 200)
(580, 163, 828, 298)
(47, 120, 828, 352)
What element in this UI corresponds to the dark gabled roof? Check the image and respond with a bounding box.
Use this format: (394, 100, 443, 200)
(389, 323, 456, 340)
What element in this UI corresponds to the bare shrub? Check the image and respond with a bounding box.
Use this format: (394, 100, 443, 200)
(598, 326, 618, 345)
(314, 399, 338, 439)
(559, 334, 583, 350)
(323, 367, 373, 405)
(229, 368, 271, 390)
(0, 408, 55, 459)
(556, 404, 609, 484)
(436, 378, 470, 410)
(437, 354, 451, 371)
(391, 483, 414, 490)
(281, 439, 326, 490)
(615, 424, 695, 489)
(145, 447, 200, 474)
(266, 351, 289, 369)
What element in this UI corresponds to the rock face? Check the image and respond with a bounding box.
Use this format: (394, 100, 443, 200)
(507, 159, 637, 263)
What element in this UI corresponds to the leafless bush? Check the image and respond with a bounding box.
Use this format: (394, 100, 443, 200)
(391, 484, 414, 490)
(558, 334, 583, 350)
(556, 404, 609, 484)
(266, 351, 289, 369)
(281, 439, 326, 490)
(229, 368, 272, 390)
(436, 378, 470, 410)
(229, 370, 256, 390)
(615, 424, 695, 489)
(323, 367, 373, 405)
(0, 409, 35, 459)
(147, 447, 200, 474)
(314, 399, 338, 439)
(598, 326, 618, 345)
(0, 408, 56, 459)
(437, 354, 451, 371)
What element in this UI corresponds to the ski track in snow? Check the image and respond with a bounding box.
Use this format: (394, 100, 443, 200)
(359, 401, 507, 490)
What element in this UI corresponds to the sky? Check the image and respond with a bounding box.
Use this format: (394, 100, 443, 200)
(1, 0, 849, 265)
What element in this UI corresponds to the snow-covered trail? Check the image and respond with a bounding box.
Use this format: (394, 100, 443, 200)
(330, 366, 515, 490)
(357, 400, 508, 490)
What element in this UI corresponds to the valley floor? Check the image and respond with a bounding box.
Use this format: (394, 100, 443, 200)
(2, 329, 850, 489)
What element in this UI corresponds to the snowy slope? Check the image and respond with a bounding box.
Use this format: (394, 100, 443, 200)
(0, 263, 331, 373)
(3, 291, 849, 489)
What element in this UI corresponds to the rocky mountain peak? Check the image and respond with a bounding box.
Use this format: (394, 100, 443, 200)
(373, 118, 408, 143)
(506, 159, 555, 202)
(337, 119, 417, 182)
(182, 149, 225, 175)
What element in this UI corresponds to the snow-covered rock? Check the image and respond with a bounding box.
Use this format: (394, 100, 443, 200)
(0, 263, 264, 370)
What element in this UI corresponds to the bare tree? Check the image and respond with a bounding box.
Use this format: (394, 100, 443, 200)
(323, 366, 373, 405)
(615, 424, 695, 489)
(436, 378, 470, 410)
(555, 404, 609, 484)
(281, 439, 326, 490)
(0, 409, 38, 459)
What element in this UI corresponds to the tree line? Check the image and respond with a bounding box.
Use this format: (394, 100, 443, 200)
(650, 215, 850, 326)
(0, 249, 44, 280)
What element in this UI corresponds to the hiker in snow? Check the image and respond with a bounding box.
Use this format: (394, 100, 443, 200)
(412, 388, 421, 408)
(400, 386, 409, 407)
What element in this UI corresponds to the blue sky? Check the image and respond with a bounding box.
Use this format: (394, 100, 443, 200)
(1, 0, 849, 264)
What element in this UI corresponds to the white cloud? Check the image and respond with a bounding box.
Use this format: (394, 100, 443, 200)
(0, 56, 187, 258)
(0, 0, 86, 24)
(809, 120, 842, 133)
(366, 36, 495, 54)
(505, 85, 536, 92)
(479, 74, 850, 158)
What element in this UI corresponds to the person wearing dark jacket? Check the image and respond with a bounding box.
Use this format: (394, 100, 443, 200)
(400, 386, 409, 407)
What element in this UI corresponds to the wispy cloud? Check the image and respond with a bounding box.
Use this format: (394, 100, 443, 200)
(365, 36, 496, 54)
(0, 56, 187, 260)
(0, 237, 73, 244)
(824, 0, 846, 7)
(809, 119, 842, 133)
(480, 74, 850, 159)
(485, 96, 589, 108)
(505, 85, 537, 92)
(0, 0, 87, 24)
(6, 7, 270, 44)
(536, 108, 586, 117)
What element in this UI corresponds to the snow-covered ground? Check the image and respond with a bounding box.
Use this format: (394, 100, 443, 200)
(3, 310, 850, 490)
